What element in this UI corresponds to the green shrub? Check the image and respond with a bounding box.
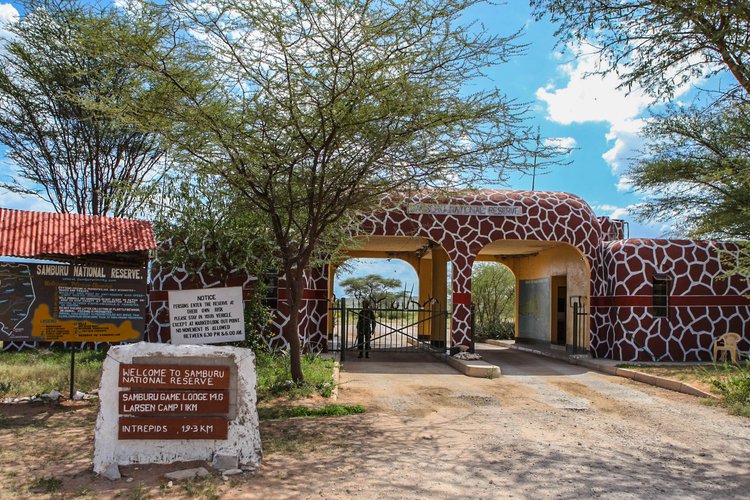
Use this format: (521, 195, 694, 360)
(255, 350, 335, 400)
(258, 404, 364, 420)
(712, 364, 750, 417)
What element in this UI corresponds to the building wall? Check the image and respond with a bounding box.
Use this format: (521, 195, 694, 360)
(591, 239, 750, 361)
(142, 192, 750, 362)
(360, 191, 604, 348)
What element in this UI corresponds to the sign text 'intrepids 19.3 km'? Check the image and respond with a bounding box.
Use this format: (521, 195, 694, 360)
(0, 262, 147, 343)
(118, 363, 231, 440)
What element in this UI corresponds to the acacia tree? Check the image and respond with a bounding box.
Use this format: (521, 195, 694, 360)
(340, 274, 402, 303)
(629, 102, 750, 238)
(0, 0, 171, 216)
(130, 0, 566, 382)
(531, 0, 750, 100)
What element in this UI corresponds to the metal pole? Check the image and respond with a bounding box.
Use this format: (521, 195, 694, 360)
(469, 303, 476, 354)
(340, 298, 346, 362)
(572, 302, 578, 354)
(69, 345, 76, 400)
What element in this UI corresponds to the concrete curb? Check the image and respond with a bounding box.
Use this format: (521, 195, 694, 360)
(445, 355, 501, 378)
(496, 341, 717, 399)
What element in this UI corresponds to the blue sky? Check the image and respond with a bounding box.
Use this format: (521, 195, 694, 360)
(0, 1, 726, 295)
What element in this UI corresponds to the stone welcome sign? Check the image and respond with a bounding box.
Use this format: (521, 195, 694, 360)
(118, 364, 231, 440)
(93, 343, 262, 476)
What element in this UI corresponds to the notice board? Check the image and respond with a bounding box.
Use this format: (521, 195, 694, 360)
(0, 262, 146, 342)
(168, 287, 246, 345)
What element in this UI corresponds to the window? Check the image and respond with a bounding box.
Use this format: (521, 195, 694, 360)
(263, 273, 278, 309)
(652, 274, 671, 318)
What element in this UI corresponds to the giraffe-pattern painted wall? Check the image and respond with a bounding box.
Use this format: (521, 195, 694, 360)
(141, 190, 749, 361)
(592, 239, 750, 361)
(359, 190, 604, 348)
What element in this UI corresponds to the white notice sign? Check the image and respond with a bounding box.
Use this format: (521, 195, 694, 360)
(168, 287, 245, 345)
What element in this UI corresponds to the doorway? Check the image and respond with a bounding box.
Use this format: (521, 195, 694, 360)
(550, 276, 567, 346)
(555, 285, 567, 345)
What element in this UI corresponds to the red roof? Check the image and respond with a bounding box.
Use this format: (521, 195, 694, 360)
(0, 208, 156, 259)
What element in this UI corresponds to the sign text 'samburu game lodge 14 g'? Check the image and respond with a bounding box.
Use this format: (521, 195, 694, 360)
(147, 190, 750, 362)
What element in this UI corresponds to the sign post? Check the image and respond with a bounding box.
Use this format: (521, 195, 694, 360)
(93, 343, 263, 475)
(117, 363, 231, 440)
(69, 346, 76, 399)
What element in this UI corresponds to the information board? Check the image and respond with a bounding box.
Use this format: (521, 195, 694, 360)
(118, 363, 231, 440)
(0, 262, 146, 342)
(168, 287, 245, 345)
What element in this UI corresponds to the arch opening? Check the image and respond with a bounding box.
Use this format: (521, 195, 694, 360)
(327, 236, 451, 356)
(475, 239, 591, 352)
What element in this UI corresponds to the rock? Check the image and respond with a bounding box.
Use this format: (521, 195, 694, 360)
(222, 468, 243, 476)
(166, 481, 173, 488)
(453, 352, 482, 360)
(212, 453, 239, 471)
(164, 467, 210, 481)
(100, 463, 121, 481)
(72, 390, 86, 401)
(44, 390, 61, 401)
(126, 477, 134, 483)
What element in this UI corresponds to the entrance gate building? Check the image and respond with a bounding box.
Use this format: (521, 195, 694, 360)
(147, 190, 750, 362)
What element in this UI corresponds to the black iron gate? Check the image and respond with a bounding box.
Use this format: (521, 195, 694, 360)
(328, 298, 448, 361)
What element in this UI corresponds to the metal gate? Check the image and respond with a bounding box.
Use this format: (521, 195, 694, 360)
(328, 298, 448, 361)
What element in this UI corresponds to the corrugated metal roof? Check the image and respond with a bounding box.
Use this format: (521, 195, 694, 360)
(0, 208, 156, 258)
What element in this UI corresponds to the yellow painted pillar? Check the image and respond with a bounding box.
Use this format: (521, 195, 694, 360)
(418, 257, 433, 339)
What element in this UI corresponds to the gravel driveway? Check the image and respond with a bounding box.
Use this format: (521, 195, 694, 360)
(250, 345, 750, 499)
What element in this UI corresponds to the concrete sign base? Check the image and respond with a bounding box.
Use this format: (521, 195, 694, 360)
(93, 342, 262, 474)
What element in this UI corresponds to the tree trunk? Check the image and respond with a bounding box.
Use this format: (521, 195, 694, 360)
(284, 271, 305, 383)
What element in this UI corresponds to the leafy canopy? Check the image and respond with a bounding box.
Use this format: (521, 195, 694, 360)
(630, 101, 750, 239)
(532, 0, 750, 100)
(125, 0, 566, 380)
(0, 0, 173, 216)
(340, 274, 402, 303)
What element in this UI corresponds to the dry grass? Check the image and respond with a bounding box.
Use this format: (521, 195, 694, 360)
(0, 348, 105, 397)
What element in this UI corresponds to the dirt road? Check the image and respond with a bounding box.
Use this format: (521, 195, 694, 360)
(252, 345, 750, 499)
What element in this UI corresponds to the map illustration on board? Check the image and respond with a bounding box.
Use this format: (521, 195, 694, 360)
(0, 262, 147, 343)
(0, 263, 36, 338)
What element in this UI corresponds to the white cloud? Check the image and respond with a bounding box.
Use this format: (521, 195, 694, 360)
(0, 190, 55, 212)
(0, 3, 18, 44)
(536, 45, 652, 127)
(536, 42, 700, 185)
(543, 136, 577, 150)
(591, 203, 634, 220)
(615, 175, 634, 192)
